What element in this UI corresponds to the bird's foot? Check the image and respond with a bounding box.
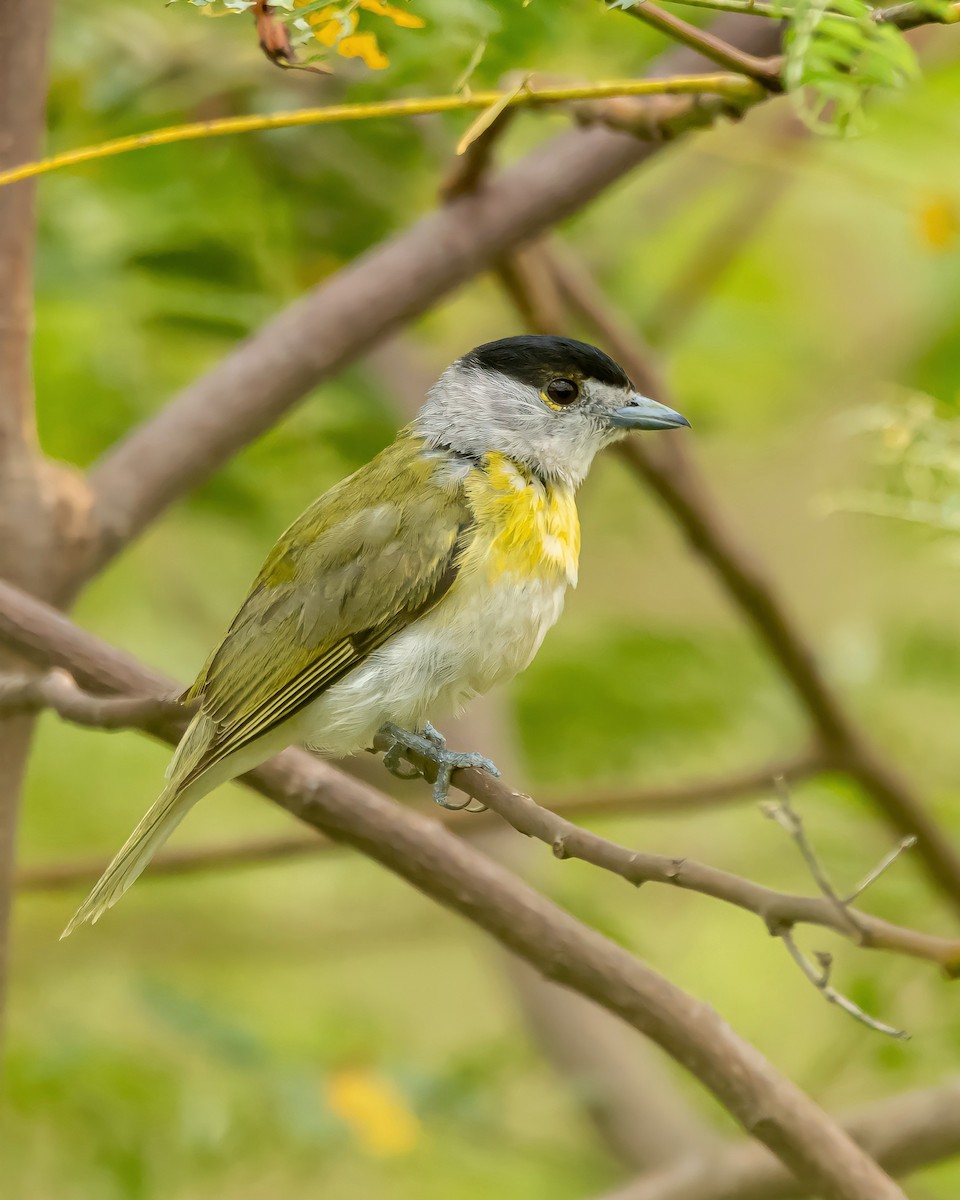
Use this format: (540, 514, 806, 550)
(379, 722, 500, 811)
(382, 736, 422, 780)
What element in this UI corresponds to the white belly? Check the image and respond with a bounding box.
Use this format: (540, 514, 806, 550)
(293, 572, 568, 757)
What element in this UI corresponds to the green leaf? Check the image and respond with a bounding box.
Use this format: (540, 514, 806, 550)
(779, 0, 919, 134)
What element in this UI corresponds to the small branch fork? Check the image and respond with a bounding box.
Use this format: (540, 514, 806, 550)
(763, 779, 915, 1038)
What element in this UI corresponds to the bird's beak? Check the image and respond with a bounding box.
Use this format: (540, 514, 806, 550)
(608, 394, 690, 432)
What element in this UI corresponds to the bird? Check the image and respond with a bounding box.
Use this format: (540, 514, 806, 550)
(63, 335, 689, 936)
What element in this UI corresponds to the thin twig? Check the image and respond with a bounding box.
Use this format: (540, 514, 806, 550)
(846, 837, 918, 904)
(781, 928, 909, 1039)
(764, 778, 921, 931)
(656, 0, 794, 16)
(762, 776, 863, 938)
(0, 669, 188, 729)
(762, 781, 920, 1036)
(0, 75, 763, 192)
(650, 0, 960, 22)
(614, 1, 785, 90)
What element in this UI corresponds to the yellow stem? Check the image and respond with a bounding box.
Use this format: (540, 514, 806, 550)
(0, 75, 762, 190)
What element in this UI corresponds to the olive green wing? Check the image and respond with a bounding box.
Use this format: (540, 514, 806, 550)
(180, 439, 472, 784)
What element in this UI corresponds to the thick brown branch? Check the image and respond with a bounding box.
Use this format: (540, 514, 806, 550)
(0, 0, 54, 457)
(605, 1078, 960, 1200)
(0, 0, 78, 1041)
(0, 581, 909, 1200)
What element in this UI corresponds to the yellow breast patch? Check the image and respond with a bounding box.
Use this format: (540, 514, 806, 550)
(462, 452, 580, 585)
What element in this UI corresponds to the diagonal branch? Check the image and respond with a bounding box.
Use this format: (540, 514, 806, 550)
(614, 1, 785, 89)
(0, 582, 911, 1200)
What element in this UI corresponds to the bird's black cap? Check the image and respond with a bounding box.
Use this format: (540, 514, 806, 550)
(461, 335, 630, 391)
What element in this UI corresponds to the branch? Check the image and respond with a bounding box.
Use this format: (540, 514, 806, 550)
(606, 1078, 960, 1200)
(416, 752, 960, 976)
(779, 928, 907, 1039)
(0, 0, 60, 1041)
(535, 245, 960, 918)
(439, 105, 517, 202)
(2, 587, 957, 979)
(0, 0, 54, 458)
(504, 955, 722, 1171)
(762, 783, 916, 1037)
(0, 583, 912, 1200)
(17, 833, 324, 892)
(15, 740, 823, 890)
(646, 0, 960, 24)
(0, 76, 763, 193)
(0, 669, 187, 730)
(614, 2, 785, 90)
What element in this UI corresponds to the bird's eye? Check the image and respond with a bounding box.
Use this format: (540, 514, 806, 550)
(545, 378, 579, 406)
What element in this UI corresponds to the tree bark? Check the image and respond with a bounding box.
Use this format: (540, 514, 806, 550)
(0, 0, 95, 1034)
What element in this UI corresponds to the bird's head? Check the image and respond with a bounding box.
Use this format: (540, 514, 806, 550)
(414, 335, 689, 487)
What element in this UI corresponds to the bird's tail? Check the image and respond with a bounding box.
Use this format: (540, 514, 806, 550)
(61, 712, 219, 938)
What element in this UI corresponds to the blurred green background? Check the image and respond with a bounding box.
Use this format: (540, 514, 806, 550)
(7, 1, 960, 1197)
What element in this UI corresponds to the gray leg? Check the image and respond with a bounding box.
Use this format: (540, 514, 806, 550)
(379, 722, 500, 810)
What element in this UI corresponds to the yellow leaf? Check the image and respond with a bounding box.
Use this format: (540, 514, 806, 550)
(325, 1068, 421, 1156)
(337, 30, 390, 68)
(919, 196, 960, 252)
(359, 0, 426, 28)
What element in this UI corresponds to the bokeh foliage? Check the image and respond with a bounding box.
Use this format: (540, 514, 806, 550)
(7, 2, 960, 1198)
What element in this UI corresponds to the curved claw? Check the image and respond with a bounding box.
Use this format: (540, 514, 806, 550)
(383, 743, 422, 781)
(431, 750, 500, 809)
